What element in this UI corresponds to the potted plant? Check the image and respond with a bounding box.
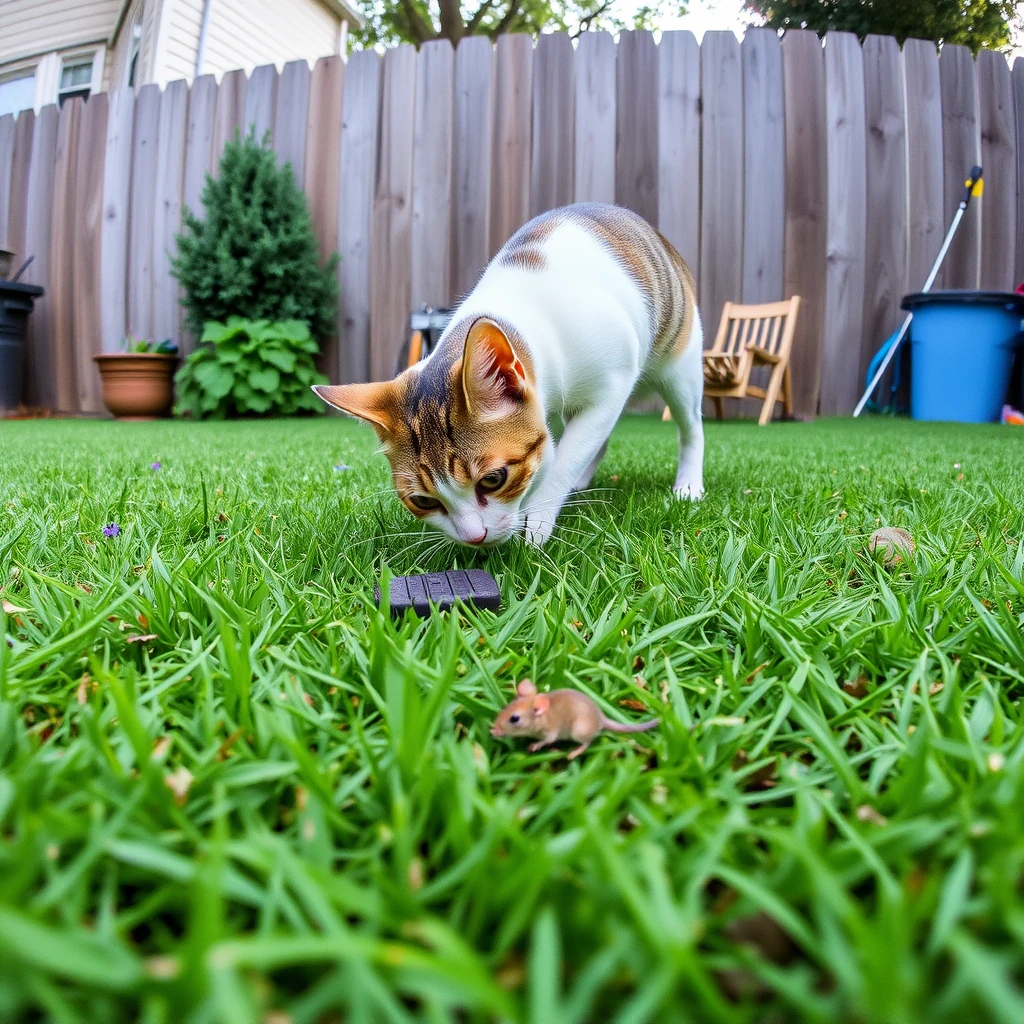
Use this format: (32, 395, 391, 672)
(94, 336, 179, 420)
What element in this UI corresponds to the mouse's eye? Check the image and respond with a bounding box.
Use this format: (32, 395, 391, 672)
(509, 714, 520, 724)
(409, 494, 443, 512)
(478, 467, 508, 493)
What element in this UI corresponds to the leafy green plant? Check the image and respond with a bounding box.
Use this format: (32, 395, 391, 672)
(174, 317, 328, 418)
(123, 334, 177, 354)
(171, 129, 338, 341)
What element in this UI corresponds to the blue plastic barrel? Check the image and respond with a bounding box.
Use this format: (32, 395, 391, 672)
(902, 290, 1024, 423)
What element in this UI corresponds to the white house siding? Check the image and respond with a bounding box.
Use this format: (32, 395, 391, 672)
(200, 0, 340, 78)
(0, 0, 121, 63)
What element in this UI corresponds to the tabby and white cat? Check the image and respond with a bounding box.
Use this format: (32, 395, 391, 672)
(314, 203, 704, 547)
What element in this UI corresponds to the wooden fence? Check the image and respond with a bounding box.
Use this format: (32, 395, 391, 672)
(1, 30, 1023, 416)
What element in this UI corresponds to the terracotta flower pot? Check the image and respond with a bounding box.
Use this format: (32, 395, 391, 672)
(94, 353, 178, 420)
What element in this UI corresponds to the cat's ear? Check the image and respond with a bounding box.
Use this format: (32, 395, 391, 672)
(312, 383, 396, 433)
(460, 318, 528, 419)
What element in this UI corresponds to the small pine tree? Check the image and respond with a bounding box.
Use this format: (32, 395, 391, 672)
(171, 129, 338, 340)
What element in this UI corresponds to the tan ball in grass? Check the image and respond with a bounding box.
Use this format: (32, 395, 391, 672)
(868, 527, 915, 568)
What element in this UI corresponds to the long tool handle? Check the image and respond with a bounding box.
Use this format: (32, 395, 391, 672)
(853, 166, 983, 418)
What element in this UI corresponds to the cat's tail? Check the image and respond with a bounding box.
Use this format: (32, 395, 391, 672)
(601, 716, 659, 734)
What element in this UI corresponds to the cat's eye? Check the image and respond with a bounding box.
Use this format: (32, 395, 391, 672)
(478, 467, 508, 492)
(409, 494, 443, 512)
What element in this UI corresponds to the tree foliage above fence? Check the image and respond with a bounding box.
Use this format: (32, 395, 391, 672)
(1, 30, 1023, 418)
(745, 0, 1016, 54)
(354, 0, 687, 48)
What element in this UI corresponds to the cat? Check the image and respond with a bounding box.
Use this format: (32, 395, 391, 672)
(313, 202, 704, 547)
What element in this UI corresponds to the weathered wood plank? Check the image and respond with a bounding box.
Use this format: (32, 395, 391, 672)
(978, 49, 1016, 291)
(129, 84, 161, 342)
(783, 30, 828, 418)
(305, 55, 344, 375)
(1014, 58, 1024, 287)
(153, 79, 188, 350)
(574, 30, 615, 204)
(904, 39, 944, 293)
(213, 68, 245, 164)
(861, 35, 908, 387)
(939, 45, 981, 289)
(72, 92, 108, 414)
(244, 63, 278, 143)
(616, 29, 658, 225)
(338, 50, 380, 384)
(274, 59, 310, 180)
(100, 89, 133, 359)
(490, 33, 533, 254)
(451, 36, 493, 298)
(0, 115, 14, 251)
(742, 27, 785, 305)
(700, 31, 743, 340)
(411, 39, 454, 310)
(370, 44, 416, 383)
(50, 99, 82, 412)
(821, 31, 867, 416)
(22, 106, 59, 408)
(531, 32, 574, 216)
(5, 110, 35, 264)
(657, 30, 700, 277)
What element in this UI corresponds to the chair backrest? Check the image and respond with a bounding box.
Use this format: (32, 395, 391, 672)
(709, 297, 802, 359)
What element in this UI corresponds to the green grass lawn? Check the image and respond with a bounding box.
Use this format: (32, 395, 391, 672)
(1, 414, 1023, 1023)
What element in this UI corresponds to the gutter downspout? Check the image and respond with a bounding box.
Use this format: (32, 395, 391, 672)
(195, 0, 214, 77)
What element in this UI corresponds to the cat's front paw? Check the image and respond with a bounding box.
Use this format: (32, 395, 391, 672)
(673, 481, 704, 501)
(523, 513, 556, 546)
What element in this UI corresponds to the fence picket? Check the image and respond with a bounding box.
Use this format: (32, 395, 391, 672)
(783, 30, 827, 418)
(531, 33, 574, 216)
(574, 31, 615, 204)
(657, 31, 700, 278)
(978, 50, 1017, 291)
(274, 60, 310, 180)
(370, 45, 417, 383)
(1014, 58, 1024, 287)
(21, 106, 58, 408)
(700, 31, 743, 340)
(939, 45, 981, 289)
(244, 63, 278, 143)
(101, 90, 133, 359)
(490, 34, 533, 254)
(821, 32, 867, 416)
(742, 28, 785, 306)
(904, 39, 944, 293)
(411, 40, 454, 311)
(616, 30, 658, 225)
(128, 84, 161, 342)
(338, 50, 380, 384)
(153, 79, 188, 349)
(451, 36, 493, 298)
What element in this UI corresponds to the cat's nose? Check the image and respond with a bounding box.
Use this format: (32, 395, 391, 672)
(466, 528, 488, 545)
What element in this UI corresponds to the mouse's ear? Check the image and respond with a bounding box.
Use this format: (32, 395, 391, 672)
(517, 679, 536, 697)
(533, 694, 549, 715)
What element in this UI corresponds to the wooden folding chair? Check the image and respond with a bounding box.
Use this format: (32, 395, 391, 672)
(663, 296, 801, 426)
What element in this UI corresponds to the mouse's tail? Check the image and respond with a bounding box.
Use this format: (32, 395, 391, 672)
(602, 716, 659, 733)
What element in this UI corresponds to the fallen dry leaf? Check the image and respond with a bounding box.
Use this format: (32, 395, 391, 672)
(137, 613, 150, 630)
(619, 698, 648, 712)
(856, 804, 888, 826)
(126, 634, 157, 644)
(842, 676, 869, 699)
(164, 766, 193, 805)
(76, 680, 89, 705)
(1, 598, 27, 615)
(152, 736, 171, 760)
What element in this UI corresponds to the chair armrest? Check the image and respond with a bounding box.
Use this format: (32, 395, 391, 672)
(747, 344, 782, 365)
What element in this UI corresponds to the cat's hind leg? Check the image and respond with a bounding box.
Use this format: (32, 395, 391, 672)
(657, 317, 705, 501)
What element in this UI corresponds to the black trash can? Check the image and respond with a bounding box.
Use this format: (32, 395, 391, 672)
(0, 280, 44, 412)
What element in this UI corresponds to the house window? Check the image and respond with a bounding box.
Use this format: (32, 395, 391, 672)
(58, 57, 95, 106)
(0, 71, 36, 118)
(125, 13, 143, 88)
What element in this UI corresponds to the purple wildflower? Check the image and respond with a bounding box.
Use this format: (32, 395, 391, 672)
(102, 523, 121, 538)
(334, 464, 352, 472)
(151, 462, 162, 471)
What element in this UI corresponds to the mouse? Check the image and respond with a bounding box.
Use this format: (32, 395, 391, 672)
(490, 679, 659, 759)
